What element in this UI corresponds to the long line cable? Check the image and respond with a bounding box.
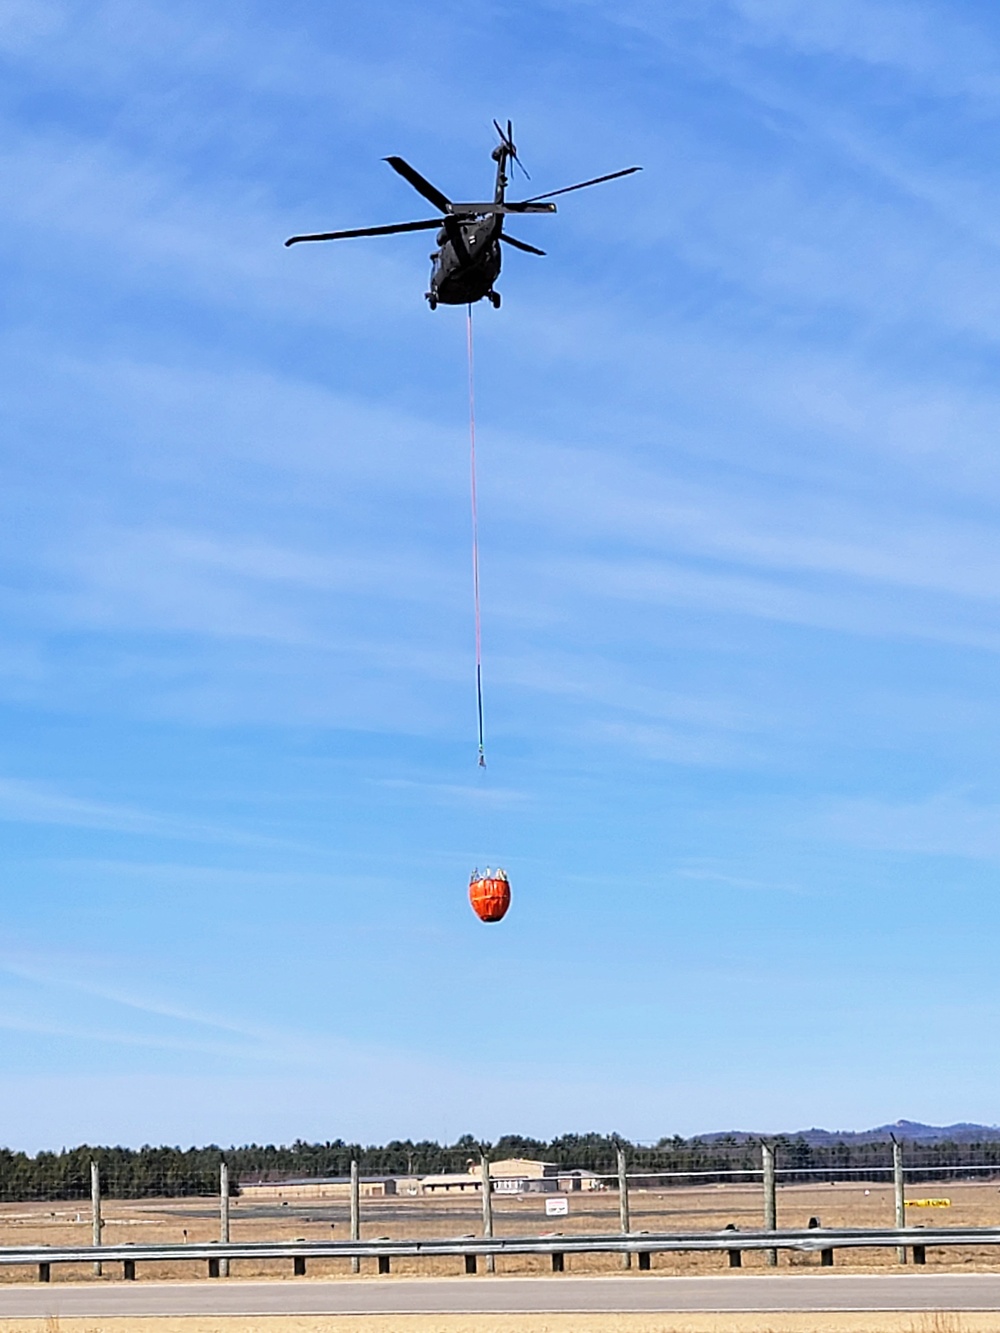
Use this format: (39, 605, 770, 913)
(466, 303, 486, 767)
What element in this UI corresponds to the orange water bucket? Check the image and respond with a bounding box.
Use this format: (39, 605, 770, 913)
(469, 868, 511, 923)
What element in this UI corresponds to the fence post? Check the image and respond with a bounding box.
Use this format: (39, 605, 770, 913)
(350, 1160, 360, 1275)
(892, 1136, 906, 1265)
(91, 1160, 102, 1277)
(617, 1145, 631, 1270)
(761, 1141, 777, 1267)
(481, 1150, 495, 1274)
(219, 1161, 230, 1278)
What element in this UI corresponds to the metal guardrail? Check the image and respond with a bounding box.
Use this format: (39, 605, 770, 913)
(8, 1226, 1000, 1280)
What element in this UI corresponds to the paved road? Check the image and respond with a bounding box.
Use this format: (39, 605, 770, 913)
(1, 1274, 1000, 1318)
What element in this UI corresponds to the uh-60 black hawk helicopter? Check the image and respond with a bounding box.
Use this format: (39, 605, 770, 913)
(285, 121, 640, 309)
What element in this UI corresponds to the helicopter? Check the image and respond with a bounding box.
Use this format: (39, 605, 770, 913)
(285, 121, 641, 309)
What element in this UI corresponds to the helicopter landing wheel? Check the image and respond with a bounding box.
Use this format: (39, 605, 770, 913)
(488, 290, 501, 309)
(426, 292, 438, 310)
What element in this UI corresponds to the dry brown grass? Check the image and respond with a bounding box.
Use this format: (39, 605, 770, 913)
(3, 1315, 1000, 1333)
(0, 1178, 997, 1283)
(908, 1317, 968, 1333)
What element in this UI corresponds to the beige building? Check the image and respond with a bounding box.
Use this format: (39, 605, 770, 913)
(239, 1160, 603, 1201)
(417, 1171, 482, 1194)
(555, 1169, 603, 1193)
(239, 1176, 399, 1201)
(418, 1159, 602, 1195)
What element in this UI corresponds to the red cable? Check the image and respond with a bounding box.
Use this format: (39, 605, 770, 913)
(467, 304, 486, 767)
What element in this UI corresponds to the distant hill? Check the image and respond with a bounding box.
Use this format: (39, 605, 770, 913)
(701, 1120, 1000, 1145)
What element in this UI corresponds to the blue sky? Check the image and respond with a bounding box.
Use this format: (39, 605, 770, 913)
(3, 0, 1000, 1151)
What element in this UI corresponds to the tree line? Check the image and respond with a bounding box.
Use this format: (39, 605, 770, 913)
(0, 1133, 997, 1200)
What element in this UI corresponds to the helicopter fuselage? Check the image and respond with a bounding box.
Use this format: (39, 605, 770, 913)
(428, 216, 502, 308)
(283, 123, 640, 310)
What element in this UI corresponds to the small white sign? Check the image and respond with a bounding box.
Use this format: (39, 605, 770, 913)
(545, 1196, 569, 1217)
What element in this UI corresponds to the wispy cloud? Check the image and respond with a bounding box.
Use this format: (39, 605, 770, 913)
(0, 944, 482, 1075)
(819, 791, 1000, 861)
(54, 526, 458, 646)
(376, 778, 527, 807)
(728, 0, 1000, 100)
(0, 778, 298, 850)
(678, 865, 811, 896)
(0, 0, 63, 52)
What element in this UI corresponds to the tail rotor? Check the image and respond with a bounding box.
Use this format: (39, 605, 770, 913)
(493, 118, 530, 181)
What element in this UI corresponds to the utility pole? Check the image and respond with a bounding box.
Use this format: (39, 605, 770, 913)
(350, 1160, 360, 1275)
(892, 1135, 906, 1264)
(761, 1141, 777, 1267)
(219, 1161, 230, 1278)
(617, 1144, 631, 1270)
(481, 1149, 495, 1274)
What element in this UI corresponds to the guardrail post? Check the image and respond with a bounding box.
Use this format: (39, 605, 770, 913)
(761, 1141, 777, 1267)
(913, 1243, 926, 1265)
(123, 1258, 136, 1281)
(464, 1253, 477, 1274)
(293, 1255, 306, 1277)
(809, 1215, 833, 1266)
(378, 1254, 391, 1275)
(350, 1160, 360, 1275)
(91, 1159, 102, 1277)
(37, 1262, 50, 1283)
(208, 1256, 220, 1278)
(617, 1145, 631, 1270)
(725, 1222, 742, 1267)
(220, 1161, 230, 1278)
(551, 1251, 564, 1272)
(638, 1250, 651, 1271)
(893, 1135, 906, 1264)
(481, 1150, 495, 1274)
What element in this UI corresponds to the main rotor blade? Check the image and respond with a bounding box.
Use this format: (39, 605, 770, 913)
(285, 218, 441, 246)
(519, 165, 642, 203)
(384, 156, 452, 213)
(500, 233, 545, 256)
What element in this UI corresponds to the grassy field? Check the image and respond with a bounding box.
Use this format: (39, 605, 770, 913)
(0, 1179, 995, 1282)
